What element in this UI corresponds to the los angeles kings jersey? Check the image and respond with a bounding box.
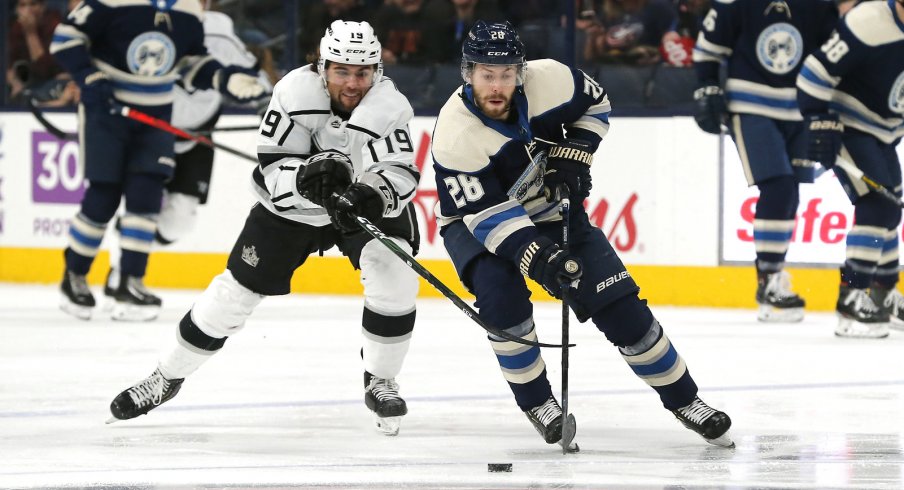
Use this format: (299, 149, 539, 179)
(252, 65, 418, 226)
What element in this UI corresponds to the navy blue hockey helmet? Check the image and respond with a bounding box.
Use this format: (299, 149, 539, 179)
(461, 20, 526, 84)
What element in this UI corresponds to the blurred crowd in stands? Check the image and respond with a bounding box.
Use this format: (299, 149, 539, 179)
(5, 0, 711, 110)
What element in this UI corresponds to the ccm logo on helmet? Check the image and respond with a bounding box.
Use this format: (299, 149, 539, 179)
(487, 51, 510, 56)
(347, 49, 368, 54)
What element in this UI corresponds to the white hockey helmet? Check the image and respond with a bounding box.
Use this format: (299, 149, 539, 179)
(318, 20, 383, 85)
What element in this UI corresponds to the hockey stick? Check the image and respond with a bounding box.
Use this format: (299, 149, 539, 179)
(557, 188, 578, 454)
(112, 104, 258, 164)
(834, 158, 904, 208)
(353, 215, 573, 349)
(210, 125, 260, 132)
(26, 97, 76, 140)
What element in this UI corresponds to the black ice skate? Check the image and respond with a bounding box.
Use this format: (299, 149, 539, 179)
(364, 371, 408, 436)
(107, 368, 184, 423)
(870, 285, 904, 331)
(836, 286, 889, 339)
(524, 396, 579, 452)
(60, 270, 96, 320)
(756, 271, 805, 323)
(672, 396, 734, 447)
(111, 275, 162, 322)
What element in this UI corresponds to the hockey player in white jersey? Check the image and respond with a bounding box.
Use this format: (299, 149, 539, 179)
(107, 21, 421, 436)
(103, 4, 273, 303)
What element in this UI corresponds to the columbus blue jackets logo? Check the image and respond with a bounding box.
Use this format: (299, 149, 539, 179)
(756, 23, 803, 75)
(889, 71, 904, 114)
(126, 32, 176, 76)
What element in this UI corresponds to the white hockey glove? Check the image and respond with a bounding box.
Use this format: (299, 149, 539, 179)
(214, 66, 268, 103)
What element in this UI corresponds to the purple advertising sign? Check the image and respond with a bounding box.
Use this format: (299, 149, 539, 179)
(31, 131, 85, 204)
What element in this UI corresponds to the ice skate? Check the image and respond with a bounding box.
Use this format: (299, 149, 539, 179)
(60, 270, 95, 320)
(756, 271, 805, 322)
(107, 368, 184, 423)
(870, 285, 904, 331)
(672, 396, 734, 447)
(364, 372, 407, 436)
(111, 275, 162, 322)
(836, 286, 889, 339)
(524, 396, 579, 452)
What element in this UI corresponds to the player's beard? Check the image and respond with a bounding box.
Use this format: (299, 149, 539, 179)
(476, 92, 512, 120)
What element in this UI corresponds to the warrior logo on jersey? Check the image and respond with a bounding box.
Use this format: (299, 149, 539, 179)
(889, 71, 904, 114)
(126, 32, 176, 76)
(756, 23, 803, 75)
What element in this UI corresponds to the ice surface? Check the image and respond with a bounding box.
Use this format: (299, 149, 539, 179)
(1, 283, 903, 489)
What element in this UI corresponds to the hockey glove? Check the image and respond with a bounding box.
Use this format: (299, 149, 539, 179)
(543, 139, 594, 202)
(329, 183, 384, 233)
(693, 85, 727, 135)
(296, 150, 354, 206)
(517, 236, 583, 299)
(214, 66, 268, 103)
(78, 70, 115, 115)
(805, 113, 843, 169)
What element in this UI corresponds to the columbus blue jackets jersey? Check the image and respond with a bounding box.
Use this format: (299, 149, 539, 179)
(693, 0, 838, 120)
(50, 0, 213, 112)
(252, 65, 418, 227)
(797, 0, 904, 144)
(432, 59, 610, 263)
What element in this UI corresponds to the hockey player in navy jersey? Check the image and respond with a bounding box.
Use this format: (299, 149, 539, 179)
(51, 0, 267, 322)
(107, 21, 421, 436)
(693, 0, 839, 322)
(102, 2, 273, 306)
(797, 0, 904, 338)
(432, 20, 733, 449)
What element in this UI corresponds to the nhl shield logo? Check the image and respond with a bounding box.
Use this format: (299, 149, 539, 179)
(242, 245, 260, 267)
(127, 32, 176, 76)
(756, 23, 803, 75)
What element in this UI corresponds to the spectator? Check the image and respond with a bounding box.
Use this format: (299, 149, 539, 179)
(6, 0, 64, 101)
(497, 0, 566, 59)
(372, 0, 451, 64)
(584, 0, 677, 65)
(298, 0, 374, 62)
(426, 0, 506, 62)
(660, 0, 710, 67)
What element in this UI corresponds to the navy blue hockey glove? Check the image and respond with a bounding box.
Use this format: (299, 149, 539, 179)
(517, 236, 583, 299)
(329, 183, 384, 233)
(805, 114, 843, 169)
(78, 70, 115, 114)
(693, 85, 727, 135)
(296, 150, 353, 206)
(543, 139, 594, 202)
(215, 66, 268, 103)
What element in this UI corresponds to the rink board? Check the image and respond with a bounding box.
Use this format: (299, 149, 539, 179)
(0, 111, 900, 309)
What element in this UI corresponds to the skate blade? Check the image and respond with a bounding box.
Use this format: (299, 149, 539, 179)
(59, 298, 93, 321)
(560, 413, 578, 453)
(757, 305, 803, 323)
(105, 416, 120, 425)
(835, 316, 889, 339)
(373, 414, 402, 436)
(111, 303, 160, 322)
(100, 295, 116, 313)
(705, 431, 735, 448)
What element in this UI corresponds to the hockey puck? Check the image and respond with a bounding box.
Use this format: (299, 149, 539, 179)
(488, 463, 513, 472)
